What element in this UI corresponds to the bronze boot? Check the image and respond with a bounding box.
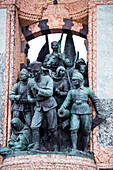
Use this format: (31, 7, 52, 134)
(52, 130, 58, 152)
(82, 135, 89, 153)
(32, 129, 40, 150)
(71, 133, 78, 153)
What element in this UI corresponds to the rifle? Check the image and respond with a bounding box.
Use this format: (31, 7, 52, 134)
(73, 51, 79, 70)
(66, 69, 72, 90)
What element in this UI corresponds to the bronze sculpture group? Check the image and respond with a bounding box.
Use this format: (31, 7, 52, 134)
(0, 36, 105, 156)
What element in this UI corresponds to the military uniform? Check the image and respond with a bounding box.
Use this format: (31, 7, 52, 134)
(60, 85, 102, 134)
(27, 75, 57, 131)
(9, 81, 32, 127)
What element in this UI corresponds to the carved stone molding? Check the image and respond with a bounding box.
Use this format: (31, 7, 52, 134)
(65, 0, 88, 22)
(0, 0, 15, 5)
(17, 0, 47, 27)
(0, 0, 89, 27)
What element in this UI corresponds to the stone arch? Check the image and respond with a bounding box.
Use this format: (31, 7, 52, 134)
(20, 19, 88, 69)
(2, 0, 89, 147)
(1, 1, 113, 169)
(21, 19, 88, 42)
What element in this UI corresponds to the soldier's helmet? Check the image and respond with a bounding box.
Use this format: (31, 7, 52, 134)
(72, 70, 83, 82)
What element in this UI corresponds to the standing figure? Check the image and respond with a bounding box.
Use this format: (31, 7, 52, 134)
(9, 69, 32, 128)
(27, 61, 58, 151)
(52, 66, 69, 109)
(58, 71, 103, 153)
(43, 41, 73, 72)
(76, 58, 89, 87)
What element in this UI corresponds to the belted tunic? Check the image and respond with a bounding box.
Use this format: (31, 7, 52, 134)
(61, 85, 102, 115)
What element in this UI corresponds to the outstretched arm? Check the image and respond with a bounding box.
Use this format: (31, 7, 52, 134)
(60, 90, 72, 110)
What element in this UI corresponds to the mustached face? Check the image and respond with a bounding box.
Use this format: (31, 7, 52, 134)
(19, 72, 28, 81)
(72, 78, 81, 87)
(32, 69, 41, 79)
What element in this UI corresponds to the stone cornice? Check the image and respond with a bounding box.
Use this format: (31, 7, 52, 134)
(0, 0, 89, 27)
(0, 0, 16, 5)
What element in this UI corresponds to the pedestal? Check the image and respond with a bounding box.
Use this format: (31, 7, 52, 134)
(0, 154, 97, 170)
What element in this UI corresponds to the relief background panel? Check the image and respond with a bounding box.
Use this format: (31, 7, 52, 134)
(0, 9, 7, 146)
(97, 4, 113, 146)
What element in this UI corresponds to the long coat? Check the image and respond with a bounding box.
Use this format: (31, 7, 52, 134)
(27, 75, 57, 112)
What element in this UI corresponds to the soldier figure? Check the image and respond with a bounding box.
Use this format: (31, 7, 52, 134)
(43, 41, 72, 72)
(9, 69, 32, 128)
(76, 58, 89, 87)
(27, 61, 58, 151)
(58, 71, 103, 153)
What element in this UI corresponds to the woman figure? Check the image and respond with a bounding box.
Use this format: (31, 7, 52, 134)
(8, 118, 31, 151)
(52, 66, 69, 109)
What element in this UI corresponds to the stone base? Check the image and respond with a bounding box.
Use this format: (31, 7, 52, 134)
(0, 154, 97, 170)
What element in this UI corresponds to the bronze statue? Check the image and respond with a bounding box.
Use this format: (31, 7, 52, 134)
(9, 69, 32, 128)
(58, 71, 104, 153)
(0, 118, 31, 155)
(8, 118, 31, 151)
(69, 58, 89, 87)
(52, 66, 70, 151)
(76, 58, 89, 87)
(27, 61, 58, 151)
(43, 41, 73, 72)
(52, 66, 69, 109)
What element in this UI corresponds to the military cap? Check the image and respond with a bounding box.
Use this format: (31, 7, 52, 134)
(76, 58, 86, 65)
(29, 61, 42, 71)
(72, 71, 83, 81)
(20, 69, 29, 77)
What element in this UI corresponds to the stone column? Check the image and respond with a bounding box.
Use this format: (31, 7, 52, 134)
(88, 2, 113, 168)
(2, 5, 21, 147)
(0, 9, 7, 146)
(96, 4, 113, 148)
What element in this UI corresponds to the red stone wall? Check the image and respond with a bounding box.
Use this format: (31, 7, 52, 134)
(0, 3, 21, 147)
(88, 1, 113, 169)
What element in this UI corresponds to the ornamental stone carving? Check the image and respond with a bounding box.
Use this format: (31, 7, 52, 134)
(16, 0, 88, 27)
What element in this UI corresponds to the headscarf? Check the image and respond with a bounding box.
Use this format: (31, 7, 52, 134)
(10, 118, 30, 144)
(56, 66, 65, 76)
